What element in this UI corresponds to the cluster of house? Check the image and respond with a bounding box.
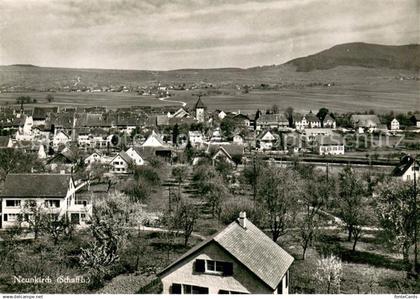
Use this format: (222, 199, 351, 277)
(0, 98, 418, 175)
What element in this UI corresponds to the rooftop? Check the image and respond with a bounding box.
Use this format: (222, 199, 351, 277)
(2, 173, 72, 198)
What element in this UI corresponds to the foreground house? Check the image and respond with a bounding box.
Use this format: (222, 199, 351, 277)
(0, 173, 91, 228)
(158, 212, 294, 294)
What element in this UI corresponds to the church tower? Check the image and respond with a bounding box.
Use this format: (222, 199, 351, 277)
(194, 96, 206, 123)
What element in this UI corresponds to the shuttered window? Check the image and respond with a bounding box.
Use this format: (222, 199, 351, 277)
(194, 259, 205, 273)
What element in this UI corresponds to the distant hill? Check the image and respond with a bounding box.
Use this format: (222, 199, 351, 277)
(286, 43, 420, 72)
(10, 64, 39, 67)
(0, 42, 419, 90)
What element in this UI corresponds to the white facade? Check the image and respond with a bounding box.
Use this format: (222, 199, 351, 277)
(188, 131, 204, 146)
(400, 164, 420, 182)
(196, 108, 205, 123)
(233, 135, 244, 145)
(390, 118, 400, 130)
(159, 242, 289, 294)
(125, 147, 144, 166)
(109, 154, 131, 174)
(53, 131, 71, 149)
(1, 178, 91, 229)
(258, 131, 277, 150)
(318, 144, 345, 155)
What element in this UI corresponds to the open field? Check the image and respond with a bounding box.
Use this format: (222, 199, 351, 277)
(0, 79, 419, 113)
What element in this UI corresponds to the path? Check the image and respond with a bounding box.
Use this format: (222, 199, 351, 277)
(157, 96, 187, 107)
(136, 225, 206, 240)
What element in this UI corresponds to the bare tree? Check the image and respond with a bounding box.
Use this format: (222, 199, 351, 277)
(258, 167, 302, 242)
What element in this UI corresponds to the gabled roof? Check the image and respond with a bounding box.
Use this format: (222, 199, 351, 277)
(207, 144, 245, 157)
(158, 217, 294, 291)
(257, 130, 276, 141)
(111, 151, 133, 164)
(32, 107, 58, 120)
(194, 97, 206, 109)
(323, 114, 336, 123)
(2, 173, 72, 198)
(305, 112, 320, 123)
(392, 155, 419, 177)
(350, 114, 380, 127)
(142, 130, 165, 147)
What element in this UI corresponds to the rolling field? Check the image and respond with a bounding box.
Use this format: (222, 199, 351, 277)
(0, 79, 419, 113)
(0, 63, 418, 113)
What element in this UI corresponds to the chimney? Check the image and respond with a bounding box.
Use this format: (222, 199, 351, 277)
(238, 211, 247, 229)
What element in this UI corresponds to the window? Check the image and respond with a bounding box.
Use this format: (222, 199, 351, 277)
(70, 213, 80, 225)
(286, 270, 289, 288)
(6, 200, 21, 207)
(206, 260, 224, 273)
(194, 259, 233, 276)
(75, 199, 89, 206)
(45, 200, 60, 208)
(7, 213, 19, 221)
(4, 214, 7, 222)
(177, 284, 208, 294)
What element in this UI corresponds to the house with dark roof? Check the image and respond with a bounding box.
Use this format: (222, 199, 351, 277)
(350, 114, 381, 132)
(391, 155, 420, 181)
(294, 112, 321, 130)
(208, 144, 245, 166)
(322, 114, 336, 128)
(109, 151, 133, 174)
(0, 173, 91, 228)
(32, 107, 59, 126)
(256, 114, 289, 131)
(158, 212, 294, 294)
(256, 130, 278, 151)
(410, 114, 420, 128)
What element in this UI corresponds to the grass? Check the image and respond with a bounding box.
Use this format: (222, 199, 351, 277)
(282, 229, 419, 294)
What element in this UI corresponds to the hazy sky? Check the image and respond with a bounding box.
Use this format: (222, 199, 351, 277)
(0, 0, 419, 70)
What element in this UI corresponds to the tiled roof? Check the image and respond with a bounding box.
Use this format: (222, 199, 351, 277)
(32, 107, 58, 120)
(350, 115, 380, 127)
(2, 173, 71, 198)
(207, 144, 245, 157)
(158, 217, 294, 290)
(194, 97, 206, 109)
(257, 114, 288, 123)
(305, 112, 320, 123)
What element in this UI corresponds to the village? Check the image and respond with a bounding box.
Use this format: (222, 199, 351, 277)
(0, 93, 418, 294)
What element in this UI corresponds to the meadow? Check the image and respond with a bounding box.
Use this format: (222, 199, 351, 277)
(0, 78, 418, 114)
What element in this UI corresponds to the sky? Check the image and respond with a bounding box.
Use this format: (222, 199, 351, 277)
(0, 0, 419, 70)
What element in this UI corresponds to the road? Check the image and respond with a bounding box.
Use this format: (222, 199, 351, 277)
(157, 96, 187, 107)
